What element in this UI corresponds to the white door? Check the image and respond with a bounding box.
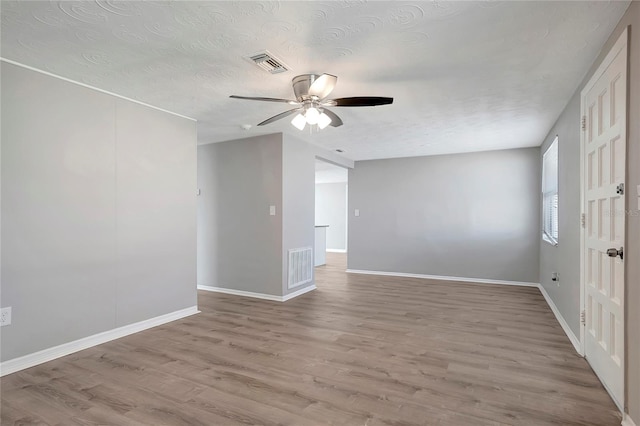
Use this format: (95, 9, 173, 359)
(581, 28, 627, 409)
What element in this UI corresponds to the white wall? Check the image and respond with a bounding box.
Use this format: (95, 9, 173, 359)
(0, 62, 197, 362)
(315, 183, 348, 251)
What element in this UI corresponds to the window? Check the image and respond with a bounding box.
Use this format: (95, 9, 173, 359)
(542, 136, 559, 245)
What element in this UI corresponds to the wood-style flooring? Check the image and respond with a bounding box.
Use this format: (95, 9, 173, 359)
(1, 253, 621, 425)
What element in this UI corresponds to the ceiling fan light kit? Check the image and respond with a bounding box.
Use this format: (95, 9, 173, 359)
(230, 73, 393, 132)
(305, 107, 320, 125)
(317, 112, 332, 129)
(290, 108, 333, 131)
(291, 113, 307, 130)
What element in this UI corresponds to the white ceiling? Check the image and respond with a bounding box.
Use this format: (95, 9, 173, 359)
(0, 1, 630, 161)
(315, 159, 348, 184)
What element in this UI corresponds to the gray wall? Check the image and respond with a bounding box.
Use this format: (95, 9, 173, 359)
(198, 133, 317, 298)
(539, 3, 639, 419)
(315, 183, 348, 251)
(348, 148, 540, 283)
(197, 134, 283, 296)
(282, 134, 316, 296)
(0, 62, 197, 362)
(539, 92, 581, 337)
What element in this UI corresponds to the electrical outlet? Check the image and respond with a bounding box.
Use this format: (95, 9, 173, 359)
(0, 307, 12, 326)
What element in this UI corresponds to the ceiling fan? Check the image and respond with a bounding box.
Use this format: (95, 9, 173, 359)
(230, 73, 393, 131)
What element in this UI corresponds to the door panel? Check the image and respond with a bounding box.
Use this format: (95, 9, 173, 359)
(582, 32, 627, 408)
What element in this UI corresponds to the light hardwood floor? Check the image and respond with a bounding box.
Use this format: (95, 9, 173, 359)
(1, 253, 621, 425)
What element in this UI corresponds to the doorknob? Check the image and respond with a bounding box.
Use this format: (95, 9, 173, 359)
(606, 247, 624, 260)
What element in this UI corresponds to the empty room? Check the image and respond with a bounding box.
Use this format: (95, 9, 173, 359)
(1, 1, 639, 425)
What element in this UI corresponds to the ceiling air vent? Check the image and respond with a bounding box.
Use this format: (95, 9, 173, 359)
(246, 51, 289, 74)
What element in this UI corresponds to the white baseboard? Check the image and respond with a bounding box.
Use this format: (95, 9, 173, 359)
(198, 284, 316, 302)
(326, 249, 347, 253)
(537, 284, 582, 355)
(345, 269, 539, 287)
(0, 306, 199, 377)
(622, 414, 638, 426)
(283, 284, 317, 301)
(197, 285, 282, 301)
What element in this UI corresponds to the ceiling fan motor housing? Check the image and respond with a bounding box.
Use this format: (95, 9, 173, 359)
(292, 74, 322, 102)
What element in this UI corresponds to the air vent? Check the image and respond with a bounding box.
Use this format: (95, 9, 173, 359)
(288, 247, 313, 289)
(246, 51, 289, 74)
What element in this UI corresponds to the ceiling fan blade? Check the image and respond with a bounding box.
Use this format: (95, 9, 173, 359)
(257, 108, 302, 126)
(308, 74, 337, 100)
(329, 96, 394, 107)
(230, 95, 299, 105)
(321, 108, 343, 127)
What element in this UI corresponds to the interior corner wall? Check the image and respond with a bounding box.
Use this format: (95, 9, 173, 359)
(348, 148, 540, 283)
(197, 134, 283, 297)
(538, 2, 639, 418)
(282, 134, 316, 296)
(315, 183, 348, 251)
(0, 62, 197, 362)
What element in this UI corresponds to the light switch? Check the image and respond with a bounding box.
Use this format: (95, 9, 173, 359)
(270, 205, 276, 216)
(354, 209, 360, 217)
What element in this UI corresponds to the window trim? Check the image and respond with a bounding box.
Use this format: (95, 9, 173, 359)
(542, 136, 559, 246)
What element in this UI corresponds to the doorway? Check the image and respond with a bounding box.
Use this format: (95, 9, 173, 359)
(314, 159, 349, 269)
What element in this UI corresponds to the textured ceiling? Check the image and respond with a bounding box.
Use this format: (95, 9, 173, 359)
(0, 1, 630, 161)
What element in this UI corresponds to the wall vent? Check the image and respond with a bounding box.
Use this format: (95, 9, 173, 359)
(246, 51, 289, 74)
(288, 247, 313, 289)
